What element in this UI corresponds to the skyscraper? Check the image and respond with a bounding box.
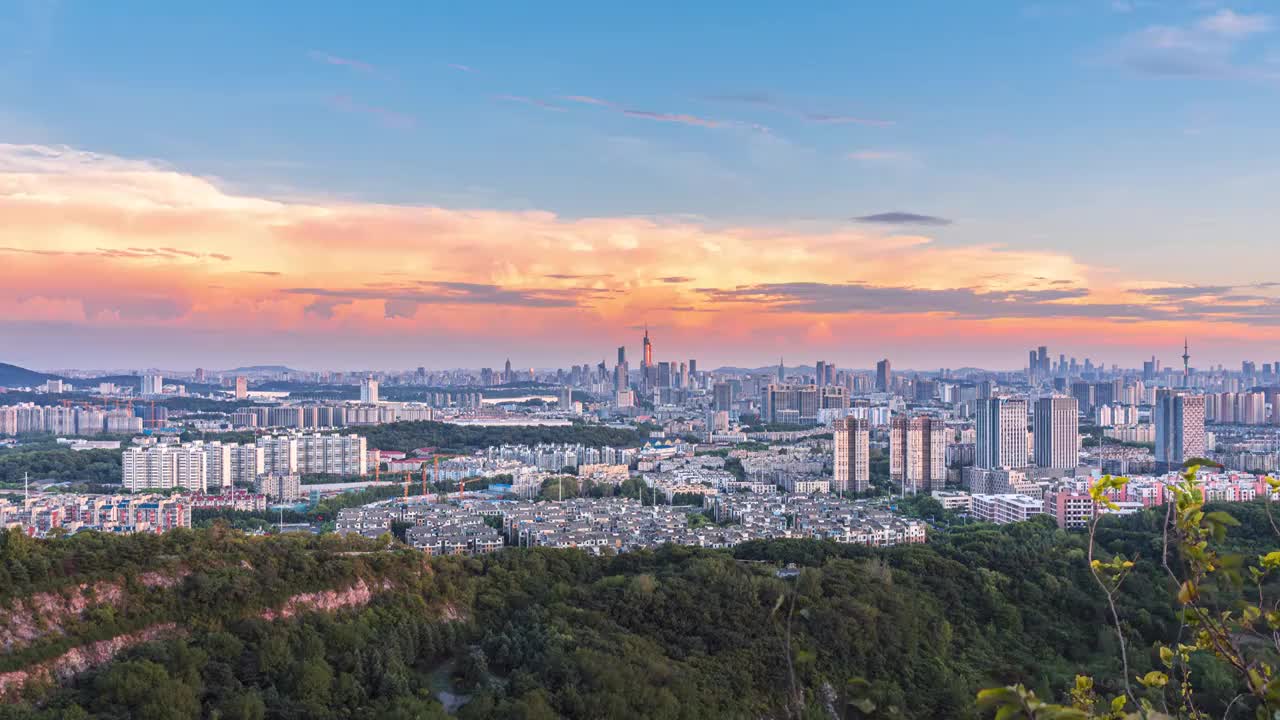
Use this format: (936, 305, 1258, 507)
(876, 359, 891, 392)
(816, 360, 827, 387)
(713, 382, 733, 413)
(1034, 396, 1079, 470)
(889, 414, 947, 494)
(833, 417, 870, 495)
(233, 376, 248, 400)
(642, 326, 653, 369)
(976, 396, 1028, 469)
(1155, 391, 1205, 470)
(617, 346, 626, 366)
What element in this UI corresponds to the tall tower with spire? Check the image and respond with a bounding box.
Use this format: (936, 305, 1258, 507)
(1182, 338, 1191, 385)
(642, 325, 653, 369)
(777, 357, 785, 382)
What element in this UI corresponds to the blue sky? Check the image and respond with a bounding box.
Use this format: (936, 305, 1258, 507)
(1, 0, 1278, 369)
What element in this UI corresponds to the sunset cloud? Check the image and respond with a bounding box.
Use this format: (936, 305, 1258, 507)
(0, 142, 1267, 366)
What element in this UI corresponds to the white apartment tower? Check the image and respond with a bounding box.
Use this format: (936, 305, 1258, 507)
(360, 376, 379, 404)
(140, 374, 164, 396)
(198, 442, 234, 491)
(1034, 396, 1079, 470)
(258, 435, 300, 476)
(230, 444, 266, 486)
(976, 396, 1029, 469)
(122, 445, 206, 492)
(832, 416, 870, 494)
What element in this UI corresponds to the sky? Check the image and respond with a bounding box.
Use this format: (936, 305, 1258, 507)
(2, 0, 1279, 372)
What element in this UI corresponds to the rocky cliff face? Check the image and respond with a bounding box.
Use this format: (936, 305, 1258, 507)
(0, 581, 124, 653)
(1, 574, 398, 702)
(260, 578, 391, 621)
(0, 571, 184, 654)
(0, 623, 180, 700)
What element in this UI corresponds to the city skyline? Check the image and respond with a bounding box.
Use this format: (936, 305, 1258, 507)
(5, 3, 1280, 368)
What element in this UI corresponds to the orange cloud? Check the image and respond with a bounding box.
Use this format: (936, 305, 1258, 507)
(0, 142, 1273, 366)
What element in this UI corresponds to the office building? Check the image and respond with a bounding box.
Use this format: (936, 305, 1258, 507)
(763, 384, 820, 425)
(1033, 396, 1079, 470)
(713, 382, 733, 413)
(889, 415, 947, 494)
(832, 417, 870, 494)
(1155, 392, 1206, 470)
(976, 397, 1028, 469)
(875, 359, 892, 392)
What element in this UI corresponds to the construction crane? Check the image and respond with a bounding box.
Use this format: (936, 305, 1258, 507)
(402, 472, 411, 501)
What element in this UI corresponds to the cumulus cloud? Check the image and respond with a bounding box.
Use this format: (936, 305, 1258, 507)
(1111, 9, 1274, 78)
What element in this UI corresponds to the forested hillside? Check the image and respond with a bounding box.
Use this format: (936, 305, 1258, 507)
(0, 501, 1274, 719)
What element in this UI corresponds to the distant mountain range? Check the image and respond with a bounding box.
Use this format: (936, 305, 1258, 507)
(222, 365, 299, 374)
(711, 365, 813, 376)
(0, 362, 59, 388)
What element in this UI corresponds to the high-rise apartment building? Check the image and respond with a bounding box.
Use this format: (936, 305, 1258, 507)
(258, 435, 300, 476)
(197, 441, 234, 490)
(1033, 396, 1079, 470)
(875, 359, 892, 392)
(889, 414, 947, 494)
(234, 376, 248, 400)
(122, 445, 207, 492)
(1155, 392, 1206, 470)
(832, 417, 870, 494)
(360, 375, 379, 404)
(140, 374, 164, 396)
(230, 444, 265, 486)
(976, 396, 1028, 469)
(259, 433, 368, 477)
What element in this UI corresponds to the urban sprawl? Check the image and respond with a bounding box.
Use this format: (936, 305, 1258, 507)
(4, 336, 1280, 555)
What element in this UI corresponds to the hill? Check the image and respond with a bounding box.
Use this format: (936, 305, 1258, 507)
(0, 500, 1274, 718)
(0, 363, 57, 389)
(222, 365, 298, 375)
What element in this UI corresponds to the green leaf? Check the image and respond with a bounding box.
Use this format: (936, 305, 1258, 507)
(1205, 510, 1239, 527)
(1137, 670, 1168, 688)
